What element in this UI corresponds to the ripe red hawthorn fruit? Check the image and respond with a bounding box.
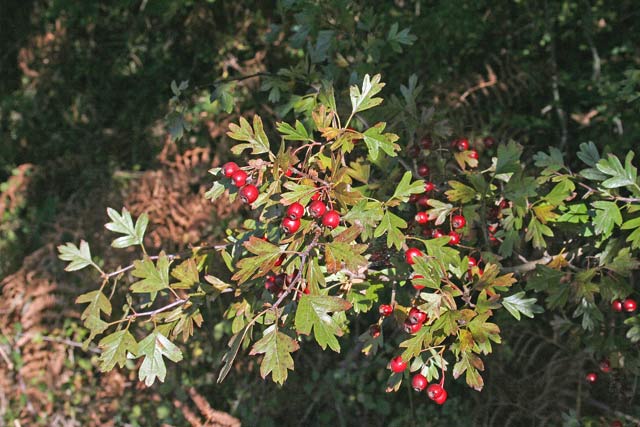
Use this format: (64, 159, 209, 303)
(432, 229, 444, 239)
(456, 138, 469, 151)
(417, 164, 430, 177)
(222, 162, 239, 178)
(239, 184, 259, 204)
(412, 374, 428, 392)
(309, 200, 327, 218)
(231, 169, 248, 187)
(433, 390, 448, 405)
(274, 253, 286, 267)
(417, 194, 430, 208)
(412, 274, 425, 291)
(612, 299, 623, 312)
(468, 256, 478, 267)
(415, 211, 429, 224)
(610, 420, 622, 427)
(389, 356, 408, 373)
(424, 181, 436, 192)
(286, 202, 305, 221)
(408, 307, 428, 325)
(282, 217, 301, 234)
(409, 194, 419, 203)
(448, 231, 461, 245)
(420, 136, 432, 150)
(469, 149, 479, 160)
(427, 383, 445, 400)
(311, 191, 322, 201)
(370, 325, 381, 339)
(322, 210, 340, 229)
(623, 298, 637, 312)
(405, 247, 423, 265)
(379, 304, 393, 317)
(284, 168, 294, 177)
(599, 359, 611, 373)
(451, 215, 466, 229)
(404, 320, 422, 334)
(585, 372, 598, 383)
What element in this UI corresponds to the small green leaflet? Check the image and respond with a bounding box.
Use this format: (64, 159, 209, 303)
(592, 201, 622, 239)
(350, 73, 385, 114)
(98, 330, 137, 371)
(624, 316, 640, 343)
(105, 207, 148, 248)
(386, 23, 417, 53)
(295, 295, 352, 352)
(324, 241, 367, 274)
(362, 123, 400, 161)
(445, 181, 476, 204)
(218, 325, 251, 383)
(494, 141, 522, 175)
(76, 290, 112, 342)
(622, 216, 640, 249)
(227, 115, 270, 155)
(426, 199, 454, 225)
(166, 110, 191, 141)
(170, 258, 200, 289)
(502, 292, 543, 320)
(389, 171, 425, 203)
(533, 147, 565, 175)
(232, 237, 282, 283)
(281, 182, 318, 206)
(544, 179, 575, 206)
(249, 326, 299, 385)
(374, 210, 407, 249)
(205, 181, 225, 202)
(58, 240, 95, 271)
(130, 252, 171, 294)
(524, 216, 553, 249)
(399, 326, 431, 361)
(211, 82, 236, 114)
(452, 352, 485, 391)
(276, 120, 312, 141)
(577, 141, 600, 167)
(137, 330, 183, 386)
(596, 152, 638, 189)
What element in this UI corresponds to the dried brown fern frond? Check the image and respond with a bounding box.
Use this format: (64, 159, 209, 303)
(173, 387, 241, 427)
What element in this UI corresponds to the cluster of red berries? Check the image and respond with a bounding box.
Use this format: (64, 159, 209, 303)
(388, 356, 448, 404)
(264, 272, 309, 297)
(404, 307, 428, 334)
(451, 137, 478, 160)
(281, 197, 341, 234)
(223, 162, 259, 204)
(611, 297, 637, 313)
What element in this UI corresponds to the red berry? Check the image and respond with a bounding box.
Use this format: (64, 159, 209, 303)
(274, 253, 286, 267)
(452, 215, 466, 229)
(389, 356, 407, 373)
(624, 298, 637, 312)
(433, 389, 448, 405)
(612, 299, 623, 312)
(239, 184, 259, 204)
(222, 162, 240, 178)
(322, 210, 340, 229)
(405, 247, 423, 265)
(409, 194, 419, 203)
(379, 304, 393, 317)
(417, 195, 430, 208)
(424, 181, 436, 192)
(448, 231, 460, 245)
(468, 257, 478, 267)
(412, 274, 425, 291)
(282, 217, 301, 234)
(483, 136, 496, 148)
(432, 229, 444, 239)
(370, 325, 381, 339)
(415, 212, 429, 224)
(411, 374, 428, 392)
(404, 321, 422, 334)
(611, 420, 623, 427)
(311, 192, 321, 201)
(427, 384, 445, 400)
(468, 149, 479, 160)
(498, 200, 508, 210)
(599, 359, 611, 373)
(286, 202, 305, 221)
(309, 200, 327, 218)
(585, 372, 597, 383)
(231, 170, 248, 187)
(284, 168, 293, 177)
(456, 138, 469, 151)
(417, 164, 430, 177)
(420, 137, 432, 150)
(408, 307, 427, 325)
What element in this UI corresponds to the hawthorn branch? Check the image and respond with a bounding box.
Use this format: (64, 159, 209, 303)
(107, 298, 188, 327)
(502, 255, 554, 273)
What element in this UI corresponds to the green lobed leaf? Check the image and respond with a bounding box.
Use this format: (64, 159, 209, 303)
(445, 180, 476, 204)
(130, 252, 171, 295)
(592, 201, 622, 239)
(524, 217, 553, 249)
(295, 295, 352, 352)
(58, 240, 95, 271)
(374, 210, 407, 250)
(105, 207, 148, 248)
(494, 141, 523, 175)
(170, 258, 200, 289)
(350, 73, 385, 114)
(249, 326, 299, 385)
(362, 122, 400, 161)
(98, 330, 137, 371)
(137, 330, 183, 386)
(502, 292, 543, 320)
(276, 120, 312, 141)
(228, 115, 270, 155)
(596, 152, 637, 189)
(390, 171, 425, 202)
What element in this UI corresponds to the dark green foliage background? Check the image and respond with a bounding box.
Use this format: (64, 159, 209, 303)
(2, 0, 639, 425)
